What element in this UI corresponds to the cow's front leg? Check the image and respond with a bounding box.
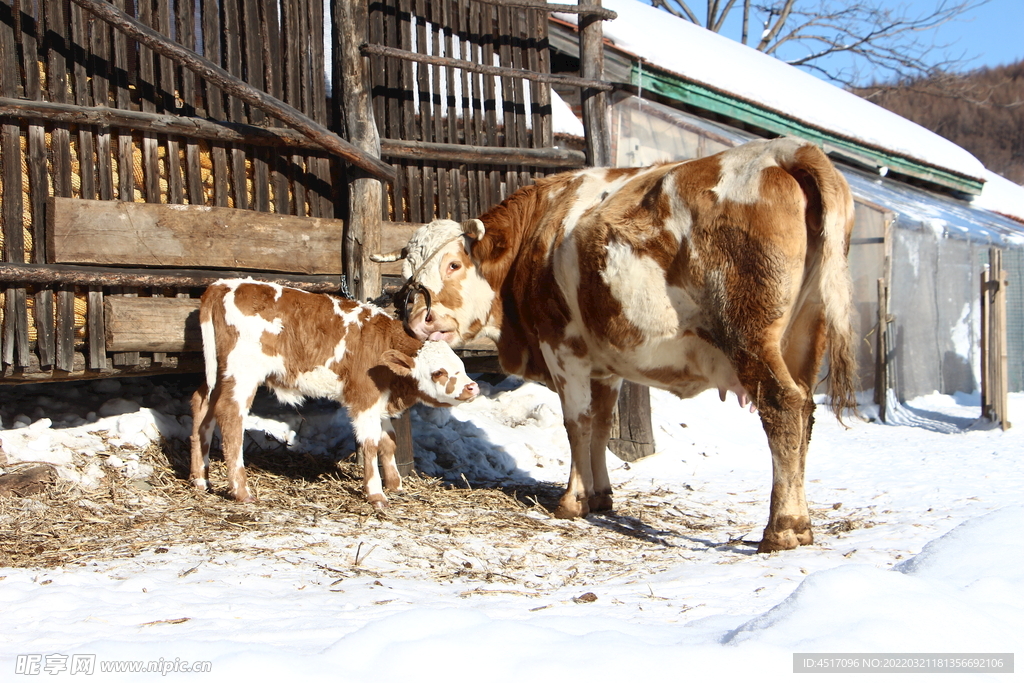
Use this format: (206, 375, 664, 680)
(587, 377, 622, 512)
(544, 344, 596, 519)
(359, 439, 388, 509)
(555, 412, 594, 518)
(352, 411, 389, 509)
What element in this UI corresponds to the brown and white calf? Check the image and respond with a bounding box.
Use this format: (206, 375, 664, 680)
(375, 137, 858, 551)
(189, 278, 479, 507)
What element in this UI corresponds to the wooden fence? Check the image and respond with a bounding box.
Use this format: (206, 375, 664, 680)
(0, 0, 614, 384)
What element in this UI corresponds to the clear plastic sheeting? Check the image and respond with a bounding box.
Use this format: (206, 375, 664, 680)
(610, 95, 753, 167)
(842, 170, 1024, 249)
(844, 169, 1024, 397)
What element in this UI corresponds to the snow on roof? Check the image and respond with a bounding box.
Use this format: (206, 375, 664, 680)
(552, 89, 585, 138)
(594, 0, 987, 181)
(972, 170, 1024, 224)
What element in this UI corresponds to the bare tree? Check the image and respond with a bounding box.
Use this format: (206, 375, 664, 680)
(647, 0, 990, 88)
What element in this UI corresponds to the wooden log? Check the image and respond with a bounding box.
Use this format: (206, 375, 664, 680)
(0, 262, 346, 290)
(1, 351, 204, 383)
(608, 380, 655, 462)
(360, 44, 614, 91)
(104, 296, 201, 352)
(47, 197, 346, 275)
(0, 465, 57, 497)
(68, 0, 396, 182)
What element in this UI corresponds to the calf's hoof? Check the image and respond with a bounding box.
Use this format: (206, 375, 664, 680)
(367, 493, 389, 510)
(757, 518, 813, 553)
(589, 491, 613, 512)
(228, 487, 256, 503)
(190, 478, 210, 493)
(553, 492, 589, 519)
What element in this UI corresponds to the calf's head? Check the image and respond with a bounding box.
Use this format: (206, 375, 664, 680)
(375, 219, 495, 346)
(382, 340, 480, 405)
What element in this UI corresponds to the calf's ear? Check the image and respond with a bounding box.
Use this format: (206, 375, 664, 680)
(461, 218, 485, 241)
(381, 349, 416, 376)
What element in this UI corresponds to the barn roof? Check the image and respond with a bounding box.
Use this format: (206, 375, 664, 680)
(558, 0, 989, 196)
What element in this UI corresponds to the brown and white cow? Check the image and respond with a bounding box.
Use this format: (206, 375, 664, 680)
(189, 278, 479, 508)
(375, 137, 858, 551)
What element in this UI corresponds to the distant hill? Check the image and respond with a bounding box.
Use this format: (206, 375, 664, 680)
(852, 61, 1024, 184)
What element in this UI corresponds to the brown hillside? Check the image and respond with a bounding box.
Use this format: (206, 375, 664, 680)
(852, 61, 1024, 184)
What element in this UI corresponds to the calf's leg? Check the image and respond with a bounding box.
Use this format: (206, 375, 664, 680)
(189, 383, 216, 490)
(212, 378, 258, 503)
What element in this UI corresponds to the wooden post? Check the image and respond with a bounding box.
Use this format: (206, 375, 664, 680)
(335, 0, 384, 302)
(334, 0, 410, 474)
(981, 249, 1010, 430)
(874, 277, 890, 421)
(578, 0, 610, 167)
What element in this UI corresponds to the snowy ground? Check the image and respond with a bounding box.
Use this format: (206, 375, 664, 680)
(0, 374, 1021, 681)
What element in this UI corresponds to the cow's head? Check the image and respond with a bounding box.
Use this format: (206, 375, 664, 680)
(374, 219, 495, 346)
(381, 340, 480, 405)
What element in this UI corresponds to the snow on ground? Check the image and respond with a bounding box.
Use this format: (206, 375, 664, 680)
(1, 376, 1021, 681)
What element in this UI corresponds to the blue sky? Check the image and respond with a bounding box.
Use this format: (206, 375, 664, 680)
(911, 0, 1024, 70)
(652, 0, 1024, 84)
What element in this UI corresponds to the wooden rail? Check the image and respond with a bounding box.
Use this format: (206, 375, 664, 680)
(474, 0, 617, 19)
(0, 263, 345, 291)
(361, 44, 614, 91)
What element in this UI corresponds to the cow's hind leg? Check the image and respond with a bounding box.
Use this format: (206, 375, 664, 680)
(189, 383, 216, 491)
(737, 346, 813, 552)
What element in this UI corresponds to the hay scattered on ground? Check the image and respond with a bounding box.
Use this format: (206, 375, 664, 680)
(0, 429, 765, 588)
(1, 424, 864, 589)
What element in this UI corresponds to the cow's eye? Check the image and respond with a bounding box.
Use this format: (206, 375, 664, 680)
(431, 370, 447, 381)
(448, 261, 460, 272)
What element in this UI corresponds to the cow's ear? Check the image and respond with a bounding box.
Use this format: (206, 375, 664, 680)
(381, 349, 415, 376)
(461, 218, 486, 241)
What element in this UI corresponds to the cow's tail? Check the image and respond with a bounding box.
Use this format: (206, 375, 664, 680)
(199, 284, 224, 399)
(783, 140, 859, 424)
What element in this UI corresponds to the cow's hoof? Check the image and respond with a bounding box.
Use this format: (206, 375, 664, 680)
(190, 478, 210, 493)
(367, 494, 389, 510)
(230, 490, 256, 503)
(554, 493, 589, 519)
(589, 491, 613, 512)
(758, 521, 812, 553)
